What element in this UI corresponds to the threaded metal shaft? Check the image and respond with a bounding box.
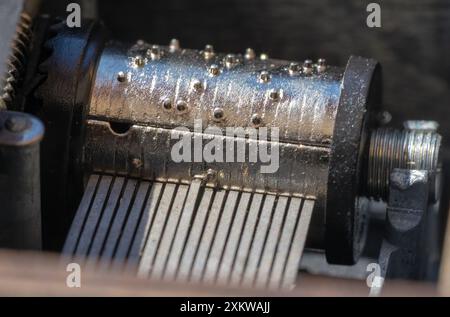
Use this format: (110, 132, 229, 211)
(367, 128, 441, 199)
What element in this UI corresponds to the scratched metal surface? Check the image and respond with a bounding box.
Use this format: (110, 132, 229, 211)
(92, 0, 450, 151)
(83, 119, 329, 198)
(40, 0, 450, 152)
(63, 174, 314, 290)
(88, 41, 343, 146)
(85, 44, 338, 249)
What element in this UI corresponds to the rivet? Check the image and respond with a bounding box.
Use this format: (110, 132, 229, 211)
(147, 45, 161, 60)
(176, 100, 188, 113)
(162, 98, 172, 111)
(213, 107, 225, 121)
(117, 71, 127, 83)
(203, 44, 215, 60)
(268, 89, 281, 101)
(206, 168, 217, 180)
(317, 58, 327, 73)
(260, 53, 269, 60)
(132, 158, 143, 168)
(251, 114, 262, 127)
(169, 38, 180, 52)
(303, 59, 313, 75)
(288, 62, 301, 75)
(258, 70, 271, 83)
(245, 48, 256, 60)
(209, 64, 220, 76)
(224, 54, 238, 69)
(133, 55, 146, 68)
(192, 79, 203, 92)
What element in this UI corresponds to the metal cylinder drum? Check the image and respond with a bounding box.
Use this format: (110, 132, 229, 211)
(29, 17, 384, 264)
(82, 39, 381, 264)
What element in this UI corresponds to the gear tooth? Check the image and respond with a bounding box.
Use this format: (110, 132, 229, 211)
(32, 19, 65, 105)
(4, 83, 14, 93)
(7, 55, 21, 70)
(1, 12, 32, 109)
(7, 72, 18, 83)
(11, 46, 26, 65)
(7, 60, 20, 75)
(2, 92, 12, 103)
(13, 36, 27, 51)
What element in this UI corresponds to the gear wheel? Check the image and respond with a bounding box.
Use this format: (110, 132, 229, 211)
(31, 19, 108, 250)
(0, 12, 33, 109)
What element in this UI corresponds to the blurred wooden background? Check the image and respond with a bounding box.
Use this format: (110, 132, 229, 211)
(0, 249, 441, 296)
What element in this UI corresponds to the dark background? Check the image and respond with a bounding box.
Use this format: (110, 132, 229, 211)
(42, 0, 450, 150)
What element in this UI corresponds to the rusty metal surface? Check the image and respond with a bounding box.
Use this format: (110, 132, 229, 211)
(63, 174, 314, 290)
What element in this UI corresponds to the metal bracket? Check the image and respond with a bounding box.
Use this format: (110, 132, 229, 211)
(378, 168, 430, 280)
